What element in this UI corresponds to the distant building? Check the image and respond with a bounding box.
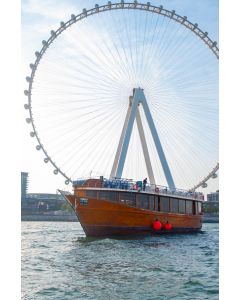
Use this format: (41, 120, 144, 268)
(22, 193, 66, 215)
(207, 190, 219, 202)
(21, 172, 66, 215)
(21, 172, 29, 200)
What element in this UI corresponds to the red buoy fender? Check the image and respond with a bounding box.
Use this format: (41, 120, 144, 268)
(153, 220, 162, 231)
(165, 222, 172, 231)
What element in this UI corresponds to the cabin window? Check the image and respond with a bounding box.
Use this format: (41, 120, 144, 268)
(193, 201, 196, 215)
(179, 199, 186, 214)
(160, 197, 169, 212)
(170, 198, 178, 213)
(79, 198, 88, 206)
(149, 195, 155, 211)
(138, 194, 149, 209)
(99, 191, 118, 202)
(186, 200, 193, 214)
(86, 190, 97, 198)
(198, 202, 202, 214)
(119, 192, 136, 206)
(155, 197, 159, 211)
(195, 202, 198, 214)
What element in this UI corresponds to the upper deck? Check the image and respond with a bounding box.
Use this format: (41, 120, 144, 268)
(72, 177, 204, 201)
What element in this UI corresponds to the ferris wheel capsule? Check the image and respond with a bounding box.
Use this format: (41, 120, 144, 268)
(42, 40, 47, 46)
(212, 41, 217, 47)
(24, 104, 29, 109)
(35, 51, 41, 57)
(71, 14, 76, 21)
(30, 63, 35, 69)
(60, 21, 65, 28)
(30, 132, 35, 137)
(65, 180, 70, 185)
(194, 23, 198, 29)
(201, 182, 207, 188)
(171, 10, 175, 17)
(204, 32, 208, 36)
(108, 1, 111, 7)
(53, 169, 59, 175)
(26, 76, 31, 82)
(24, 90, 29, 96)
(44, 158, 49, 163)
(212, 173, 217, 179)
(82, 8, 87, 15)
(26, 118, 31, 124)
(36, 145, 41, 150)
(51, 30, 56, 37)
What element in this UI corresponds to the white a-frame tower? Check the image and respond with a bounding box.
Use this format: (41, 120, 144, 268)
(110, 88, 175, 190)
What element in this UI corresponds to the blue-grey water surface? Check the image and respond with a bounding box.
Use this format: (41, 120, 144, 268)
(22, 222, 218, 300)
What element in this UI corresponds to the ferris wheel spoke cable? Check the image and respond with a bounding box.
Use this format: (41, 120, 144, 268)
(86, 123, 123, 177)
(140, 15, 164, 83)
(42, 45, 126, 88)
(63, 23, 129, 83)
(158, 21, 183, 64)
(141, 17, 171, 82)
(152, 106, 216, 152)
(69, 109, 124, 177)
(115, 10, 138, 81)
(138, 9, 148, 77)
(159, 21, 187, 63)
(143, 15, 169, 79)
(161, 42, 217, 84)
(93, 10, 134, 82)
(60, 105, 125, 154)
(36, 110, 120, 155)
(36, 57, 123, 90)
(54, 120, 118, 178)
(150, 111, 215, 176)
(148, 44, 215, 89)
(42, 103, 125, 152)
(149, 26, 213, 84)
(121, 9, 136, 79)
(62, 105, 125, 165)
(36, 96, 122, 118)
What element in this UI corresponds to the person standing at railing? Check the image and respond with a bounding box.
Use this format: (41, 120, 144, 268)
(143, 178, 147, 191)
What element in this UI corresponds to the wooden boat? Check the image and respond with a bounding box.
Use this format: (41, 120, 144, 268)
(59, 177, 204, 237)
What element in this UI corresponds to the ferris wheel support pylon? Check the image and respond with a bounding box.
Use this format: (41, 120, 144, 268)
(111, 88, 175, 189)
(136, 106, 156, 185)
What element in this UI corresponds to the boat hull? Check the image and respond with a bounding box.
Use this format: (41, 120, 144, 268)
(65, 195, 202, 237)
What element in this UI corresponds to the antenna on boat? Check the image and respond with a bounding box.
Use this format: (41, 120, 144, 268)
(110, 88, 176, 190)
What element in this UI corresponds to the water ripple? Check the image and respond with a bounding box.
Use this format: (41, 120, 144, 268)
(22, 222, 218, 300)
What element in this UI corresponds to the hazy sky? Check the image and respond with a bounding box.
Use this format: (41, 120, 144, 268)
(22, 0, 219, 194)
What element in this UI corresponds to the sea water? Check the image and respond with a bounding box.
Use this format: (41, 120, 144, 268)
(21, 222, 218, 300)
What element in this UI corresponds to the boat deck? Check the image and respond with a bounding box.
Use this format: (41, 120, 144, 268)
(72, 178, 204, 201)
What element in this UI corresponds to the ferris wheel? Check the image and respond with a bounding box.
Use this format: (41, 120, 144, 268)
(24, 1, 219, 191)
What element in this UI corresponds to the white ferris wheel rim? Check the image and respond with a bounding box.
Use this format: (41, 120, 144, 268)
(24, 1, 219, 189)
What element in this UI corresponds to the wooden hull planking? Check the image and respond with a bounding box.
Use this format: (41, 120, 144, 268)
(65, 195, 203, 237)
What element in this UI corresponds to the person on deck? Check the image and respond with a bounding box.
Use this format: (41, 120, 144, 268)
(143, 178, 147, 191)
